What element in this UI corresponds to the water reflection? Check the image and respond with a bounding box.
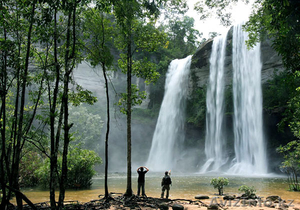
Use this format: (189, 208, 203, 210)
(19, 173, 300, 204)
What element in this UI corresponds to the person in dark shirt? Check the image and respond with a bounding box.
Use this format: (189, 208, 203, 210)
(137, 166, 149, 197)
(161, 170, 172, 199)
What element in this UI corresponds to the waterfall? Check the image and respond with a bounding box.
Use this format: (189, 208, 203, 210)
(200, 33, 228, 173)
(230, 23, 268, 174)
(146, 55, 192, 171)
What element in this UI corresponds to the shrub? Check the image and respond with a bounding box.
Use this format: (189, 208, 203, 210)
(277, 140, 300, 191)
(238, 185, 256, 197)
(35, 159, 52, 189)
(210, 177, 229, 195)
(66, 147, 102, 188)
(36, 147, 102, 189)
(19, 151, 43, 188)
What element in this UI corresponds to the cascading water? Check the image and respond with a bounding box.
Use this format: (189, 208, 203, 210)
(146, 55, 192, 171)
(200, 33, 228, 173)
(229, 23, 268, 175)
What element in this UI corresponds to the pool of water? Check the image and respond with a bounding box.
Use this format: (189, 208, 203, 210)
(18, 173, 300, 204)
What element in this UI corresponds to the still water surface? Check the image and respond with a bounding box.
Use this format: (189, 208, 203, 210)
(20, 173, 300, 204)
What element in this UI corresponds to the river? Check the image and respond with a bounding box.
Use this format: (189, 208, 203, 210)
(18, 173, 300, 205)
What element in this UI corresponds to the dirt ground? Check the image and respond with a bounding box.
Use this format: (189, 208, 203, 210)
(18, 193, 300, 210)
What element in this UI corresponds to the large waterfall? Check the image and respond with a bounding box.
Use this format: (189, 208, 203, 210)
(229, 23, 268, 175)
(200, 33, 228, 173)
(146, 55, 192, 171)
(200, 23, 268, 175)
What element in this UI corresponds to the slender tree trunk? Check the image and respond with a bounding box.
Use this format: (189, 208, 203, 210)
(58, 73, 71, 210)
(125, 31, 133, 197)
(0, 19, 8, 209)
(13, 1, 36, 209)
(49, 6, 62, 210)
(8, 1, 22, 202)
(99, 11, 111, 198)
(58, 10, 72, 210)
(103, 63, 110, 198)
(58, 2, 77, 207)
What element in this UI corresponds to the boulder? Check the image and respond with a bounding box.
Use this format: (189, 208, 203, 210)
(266, 195, 282, 202)
(195, 195, 210, 199)
(223, 195, 235, 200)
(159, 203, 169, 210)
(172, 203, 184, 210)
(207, 204, 219, 210)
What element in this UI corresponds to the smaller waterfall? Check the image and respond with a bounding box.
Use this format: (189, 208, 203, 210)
(230, 23, 268, 175)
(200, 33, 228, 173)
(146, 55, 192, 171)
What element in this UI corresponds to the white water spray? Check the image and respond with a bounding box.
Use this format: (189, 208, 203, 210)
(200, 33, 228, 173)
(230, 23, 268, 174)
(146, 55, 192, 171)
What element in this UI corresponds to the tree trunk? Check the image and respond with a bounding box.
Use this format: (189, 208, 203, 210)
(58, 5, 73, 209)
(0, 20, 8, 209)
(125, 32, 133, 197)
(49, 6, 61, 210)
(58, 72, 71, 209)
(103, 63, 110, 198)
(13, 1, 36, 209)
(218, 187, 223, 196)
(58, 2, 78, 207)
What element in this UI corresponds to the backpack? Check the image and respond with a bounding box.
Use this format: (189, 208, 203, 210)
(162, 176, 172, 185)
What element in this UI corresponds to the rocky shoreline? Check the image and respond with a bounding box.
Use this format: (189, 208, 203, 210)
(9, 193, 300, 210)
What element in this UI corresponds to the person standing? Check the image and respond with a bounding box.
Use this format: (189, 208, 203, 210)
(161, 170, 172, 199)
(137, 166, 149, 197)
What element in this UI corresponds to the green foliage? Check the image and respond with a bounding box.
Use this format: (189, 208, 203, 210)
(210, 177, 229, 195)
(238, 185, 256, 197)
(284, 87, 300, 139)
(66, 147, 102, 188)
(113, 13, 166, 116)
(117, 84, 146, 115)
(36, 147, 102, 189)
(134, 20, 168, 53)
(149, 15, 202, 107)
(118, 54, 161, 84)
(167, 16, 202, 53)
(277, 140, 300, 191)
(69, 105, 103, 151)
(263, 70, 297, 112)
(35, 159, 52, 189)
(186, 86, 206, 127)
(194, 0, 246, 26)
(19, 151, 43, 188)
(245, 1, 300, 192)
(69, 85, 98, 106)
(245, 0, 300, 72)
(82, 7, 115, 68)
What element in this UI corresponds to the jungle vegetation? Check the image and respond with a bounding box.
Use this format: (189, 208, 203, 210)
(0, 0, 300, 210)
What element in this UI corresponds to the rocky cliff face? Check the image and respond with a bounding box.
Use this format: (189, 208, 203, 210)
(185, 27, 288, 172)
(188, 27, 284, 94)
